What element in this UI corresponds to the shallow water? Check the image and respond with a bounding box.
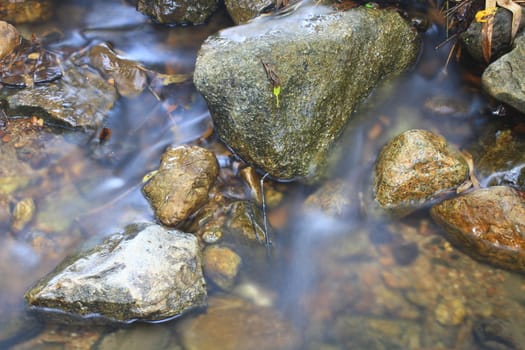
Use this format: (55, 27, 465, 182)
(2, 0, 525, 349)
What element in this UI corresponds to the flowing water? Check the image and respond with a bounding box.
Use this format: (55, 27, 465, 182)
(1, 0, 525, 349)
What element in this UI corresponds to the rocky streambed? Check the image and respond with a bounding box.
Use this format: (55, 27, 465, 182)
(1, 0, 525, 349)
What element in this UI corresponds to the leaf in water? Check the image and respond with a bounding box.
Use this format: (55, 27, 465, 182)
(150, 72, 192, 87)
(142, 170, 158, 183)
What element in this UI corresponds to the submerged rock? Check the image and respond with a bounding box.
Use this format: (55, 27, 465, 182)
(4, 60, 117, 129)
(482, 33, 525, 114)
(25, 223, 207, 323)
(469, 129, 525, 189)
(177, 295, 301, 350)
(194, 3, 420, 182)
(136, 0, 218, 25)
(0, 0, 53, 23)
(203, 245, 242, 291)
(143, 145, 218, 227)
(374, 129, 469, 216)
(431, 186, 525, 273)
(0, 21, 20, 60)
(73, 43, 148, 97)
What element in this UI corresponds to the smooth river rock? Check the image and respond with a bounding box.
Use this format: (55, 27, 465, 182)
(143, 145, 218, 227)
(431, 186, 525, 273)
(482, 32, 525, 114)
(177, 295, 301, 350)
(374, 129, 469, 216)
(25, 223, 207, 323)
(194, 2, 420, 182)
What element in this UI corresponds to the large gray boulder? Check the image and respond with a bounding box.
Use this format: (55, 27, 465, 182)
(482, 32, 525, 114)
(25, 223, 207, 323)
(194, 2, 420, 182)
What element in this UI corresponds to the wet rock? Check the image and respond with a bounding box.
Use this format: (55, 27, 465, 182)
(332, 316, 418, 350)
(391, 242, 419, 266)
(224, 0, 272, 24)
(177, 295, 301, 350)
(422, 94, 471, 118)
(303, 178, 354, 217)
(136, 0, 218, 25)
(73, 43, 147, 97)
(25, 223, 207, 322)
(434, 297, 467, 326)
(194, 3, 420, 182)
(470, 129, 525, 188)
(0, 34, 62, 88)
(143, 145, 218, 227)
(473, 317, 525, 350)
(226, 200, 267, 243)
(374, 129, 469, 216)
(4, 60, 117, 129)
(431, 186, 525, 273)
(11, 197, 35, 232)
(97, 324, 174, 350)
(203, 245, 242, 290)
(0, 0, 53, 23)
(0, 21, 20, 60)
(460, 6, 525, 63)
(482, 32, 525, 114)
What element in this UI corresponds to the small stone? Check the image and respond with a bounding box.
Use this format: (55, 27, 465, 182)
(11, 197, 35, 232)
(177, 295, 301, 350)
(203, 245, 242, 291)
(0, 21, 20, 60)
(224, 0, 272, 24)
(143, 145, 218, 226)
(435, 298, 467, 326)
(136, 0, 218, 25)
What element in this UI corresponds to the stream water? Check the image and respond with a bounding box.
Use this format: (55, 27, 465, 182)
(2, 0, 525, 349)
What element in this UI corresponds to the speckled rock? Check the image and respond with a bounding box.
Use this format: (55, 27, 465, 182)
(143, 145, 218, 227)
(136, 0, 218, 25)
(177, 295, 301, 350)
(431, 186, 525, 273)
(0, 21, 20, 60)
(25, 223, 207, 323)
(203, 245, 242, 290)
(374, 129, 469, 216)
(0, 0, 53, 23)
(482, 32, 525, 114)
(224, 0, 271, 24)
(468, 128, 525, 189)
(194, 2, 420, 182)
